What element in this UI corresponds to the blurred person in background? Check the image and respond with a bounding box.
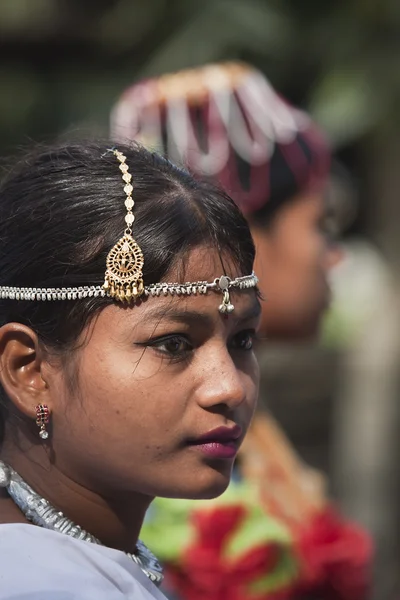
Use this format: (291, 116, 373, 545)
(111, 62, 373, 600)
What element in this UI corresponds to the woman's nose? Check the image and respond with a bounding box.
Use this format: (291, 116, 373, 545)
(196, 351, 249, 411)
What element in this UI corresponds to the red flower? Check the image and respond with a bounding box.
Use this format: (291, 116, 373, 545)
(293, 506, 373, 600)
(165, 505, 293, 600)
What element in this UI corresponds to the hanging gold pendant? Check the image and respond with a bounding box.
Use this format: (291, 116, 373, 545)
(103, 234, 144, 303)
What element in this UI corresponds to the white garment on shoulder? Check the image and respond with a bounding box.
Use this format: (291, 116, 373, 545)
(0, 523, 167, 600)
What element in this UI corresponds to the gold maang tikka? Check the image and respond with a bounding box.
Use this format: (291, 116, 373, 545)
(0, 147, 259, 310)
(103, 150, 145, 302)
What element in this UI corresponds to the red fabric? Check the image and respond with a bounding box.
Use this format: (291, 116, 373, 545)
(163, 504, 373, 600)
(293, 507, 373, 600)
(165, 505, 293, 600)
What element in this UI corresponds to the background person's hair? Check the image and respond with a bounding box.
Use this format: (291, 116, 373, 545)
(0, 140, 255, 442)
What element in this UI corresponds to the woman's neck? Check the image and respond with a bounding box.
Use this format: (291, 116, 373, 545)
(1, 445, 153, 554)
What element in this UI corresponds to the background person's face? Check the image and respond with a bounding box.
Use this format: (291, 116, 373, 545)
(45, 247, 261, 501)
(252, 192, 342, 340)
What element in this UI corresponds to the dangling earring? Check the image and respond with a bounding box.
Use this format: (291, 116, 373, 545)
(35, 404, 50, 440)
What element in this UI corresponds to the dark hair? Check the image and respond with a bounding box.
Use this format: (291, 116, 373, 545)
(0, 140, 255, 441)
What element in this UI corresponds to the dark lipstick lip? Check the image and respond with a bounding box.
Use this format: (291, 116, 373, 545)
(190, 425, 243, 444)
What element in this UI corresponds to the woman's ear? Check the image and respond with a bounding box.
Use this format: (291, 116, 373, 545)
(0, 323, 51, 420)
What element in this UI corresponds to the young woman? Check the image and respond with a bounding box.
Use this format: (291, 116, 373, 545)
(111, 62, 372, 600)
(0, 141, 261, 599)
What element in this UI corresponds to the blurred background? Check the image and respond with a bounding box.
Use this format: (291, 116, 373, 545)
(0, 1, 399, 598)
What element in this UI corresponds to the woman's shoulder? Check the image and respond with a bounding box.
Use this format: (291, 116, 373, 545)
(0, 524, 165, 600)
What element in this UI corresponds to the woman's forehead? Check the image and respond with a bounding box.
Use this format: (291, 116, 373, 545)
(160, 246, 242, 284)
(83, 246, 259, 340)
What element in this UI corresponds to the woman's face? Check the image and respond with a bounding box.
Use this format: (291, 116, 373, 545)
(47, 247, 261, 501)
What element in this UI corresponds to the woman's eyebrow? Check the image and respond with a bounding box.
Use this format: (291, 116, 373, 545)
(142, 298, 261, 327)
(236, 300, 262, 323)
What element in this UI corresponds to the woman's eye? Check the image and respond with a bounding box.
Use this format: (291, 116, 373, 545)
(151, 335, 192, 357)
(232, 330, 256, 351)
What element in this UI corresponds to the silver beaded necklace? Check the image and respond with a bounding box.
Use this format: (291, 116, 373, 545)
(0, 461, 163, 587)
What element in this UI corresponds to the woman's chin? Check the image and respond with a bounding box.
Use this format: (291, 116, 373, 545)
(160, 471, 231, 501)
(193, 483, 229, 500)
(190, 465, 234, 499)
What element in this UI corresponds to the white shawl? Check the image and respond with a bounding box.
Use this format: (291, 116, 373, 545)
(0, 524, 167, 599)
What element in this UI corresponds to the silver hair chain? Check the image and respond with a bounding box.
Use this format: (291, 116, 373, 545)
(0, 461, 163, 587)
(0, 273, 258, 314)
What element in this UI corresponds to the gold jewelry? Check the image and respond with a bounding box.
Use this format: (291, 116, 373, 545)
(103, 150, 145, 303)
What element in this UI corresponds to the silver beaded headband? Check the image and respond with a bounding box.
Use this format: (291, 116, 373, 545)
(0, 149, 258, 314)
